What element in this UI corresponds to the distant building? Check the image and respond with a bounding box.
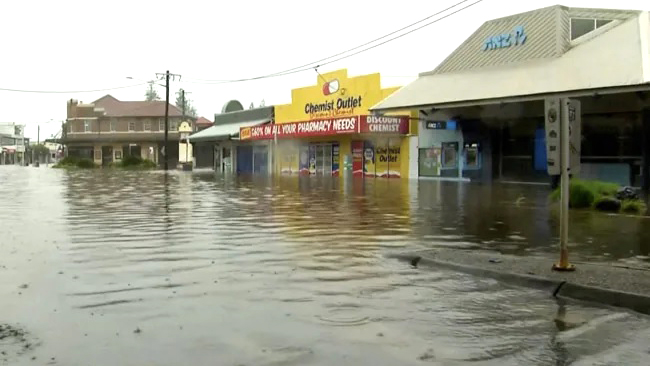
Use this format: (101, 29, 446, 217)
(0, 122, 27, 165)
(194, 116, 213, 132)
(63, 95, 185, 167)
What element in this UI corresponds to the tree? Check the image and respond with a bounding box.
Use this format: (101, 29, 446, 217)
(175, 89, 197, 118)
(145, 81, 161, 101)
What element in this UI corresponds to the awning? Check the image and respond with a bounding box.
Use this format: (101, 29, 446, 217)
(371, 12, 650, 112)
(188, 118, 270, 142)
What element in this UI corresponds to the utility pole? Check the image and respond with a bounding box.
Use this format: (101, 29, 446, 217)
(181, 89, 186, 120)
(155, 70, 181, 171)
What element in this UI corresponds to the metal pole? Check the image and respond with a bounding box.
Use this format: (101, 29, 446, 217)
(22, 125, 25, 166)
(164, 70, 170, 171)
(553, 98, 575, 271)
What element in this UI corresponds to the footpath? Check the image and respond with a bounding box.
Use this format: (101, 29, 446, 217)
(388, 248, 650, 315)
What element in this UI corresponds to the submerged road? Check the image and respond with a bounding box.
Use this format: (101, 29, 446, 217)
(1, 166, 649, 365)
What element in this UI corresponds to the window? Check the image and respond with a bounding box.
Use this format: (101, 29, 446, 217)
(170, 120, 178, 131)
(84, 120, 91, 133)
(596, 19, 612, 28)
(143, 119, 151, 131)
(570, 18, 613, 40)
(110, 119, 117, 132)
(159, 119, 165, 131)
(128, 120, 136, 131)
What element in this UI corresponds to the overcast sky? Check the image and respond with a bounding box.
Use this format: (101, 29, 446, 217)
(1, 0, 647, 140)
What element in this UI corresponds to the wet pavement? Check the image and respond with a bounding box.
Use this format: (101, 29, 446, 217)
(1, 166, 650, 365)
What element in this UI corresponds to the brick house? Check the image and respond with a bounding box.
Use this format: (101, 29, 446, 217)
(64, 95, 186, 167)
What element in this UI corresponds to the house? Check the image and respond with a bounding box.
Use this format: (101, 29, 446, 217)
(63, 95, 185, 167)
(194, 116, 213, 132)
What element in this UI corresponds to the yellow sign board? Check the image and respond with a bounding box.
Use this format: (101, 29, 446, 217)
(274, 69, 403, 124)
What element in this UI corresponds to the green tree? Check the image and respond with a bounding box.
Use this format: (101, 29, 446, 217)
(175, 89, 197, 118)
(145, 81, 161, 101)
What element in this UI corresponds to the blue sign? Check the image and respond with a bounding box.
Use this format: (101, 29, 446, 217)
(425, 120, 457, 130)
(482, 25, 527, 51)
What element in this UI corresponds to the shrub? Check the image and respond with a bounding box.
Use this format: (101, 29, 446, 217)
(53, 156, 96, 169)
(141, 159, 157, 169)
(621, 200, 646, 214)
(550, 179, 597, 208)
(115, 156, 157, 170)
(120, 155, 144, 167)
(593, 196, 621, 212)
(76, 158, 96, 169)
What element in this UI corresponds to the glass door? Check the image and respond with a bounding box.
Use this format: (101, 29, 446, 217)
(323, 144, 332, 175)
(315, 145, 324, 175)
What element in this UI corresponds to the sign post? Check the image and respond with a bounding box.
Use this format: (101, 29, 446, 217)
(545, 98, 580, 271)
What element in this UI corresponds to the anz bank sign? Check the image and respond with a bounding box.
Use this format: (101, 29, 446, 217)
(482, 25, 527, 51)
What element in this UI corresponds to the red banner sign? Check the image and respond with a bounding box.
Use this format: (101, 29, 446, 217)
(240, 115, 409, 140)
(359, 115, 409, 134)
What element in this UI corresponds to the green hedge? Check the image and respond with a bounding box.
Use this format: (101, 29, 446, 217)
(550, 179, 646, 215)
(52, 157, 97, 169)
(116, 155, 157, 170)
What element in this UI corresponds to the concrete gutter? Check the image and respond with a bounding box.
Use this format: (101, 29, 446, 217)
(388, 251, 650, 316)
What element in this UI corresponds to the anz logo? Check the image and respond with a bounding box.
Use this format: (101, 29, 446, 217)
(482, 25, 527, 51)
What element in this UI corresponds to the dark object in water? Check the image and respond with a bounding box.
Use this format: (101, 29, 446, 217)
(410, 256, 422, 267)
(594, 197, 622, 212)
(488, 259, 502, 264)
(616, 186, 639, 201)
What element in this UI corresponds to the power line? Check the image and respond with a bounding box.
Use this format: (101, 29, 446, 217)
(0, 82, 149, 94)
(183, 0, 482, 84)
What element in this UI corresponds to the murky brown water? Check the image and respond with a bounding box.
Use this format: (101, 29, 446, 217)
(1, 166, 650, 365)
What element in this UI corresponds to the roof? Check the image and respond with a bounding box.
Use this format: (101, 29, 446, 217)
(92, 94, 183, 117)
(372, 7, 650, 111)
(195, 116, 213, 126)
(188, 119, 270, 142)
(213, 106, 274, 125)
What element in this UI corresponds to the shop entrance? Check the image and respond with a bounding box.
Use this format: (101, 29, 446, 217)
(101, 146, 113, 166)
(312, 143, 332, 175)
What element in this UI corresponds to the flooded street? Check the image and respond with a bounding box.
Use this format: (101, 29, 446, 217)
(1, 166, 650, 365)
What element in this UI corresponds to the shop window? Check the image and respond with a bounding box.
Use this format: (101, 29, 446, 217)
(571, 18, 613, 40)
(441, 142, 459, 169)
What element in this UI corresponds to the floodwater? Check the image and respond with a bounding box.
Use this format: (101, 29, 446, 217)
(1, 166, 649, 366)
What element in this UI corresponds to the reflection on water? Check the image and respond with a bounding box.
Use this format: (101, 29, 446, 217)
(0, 166, 649, 365)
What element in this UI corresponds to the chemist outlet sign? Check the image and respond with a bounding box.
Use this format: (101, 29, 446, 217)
(240, 115, 409, 140)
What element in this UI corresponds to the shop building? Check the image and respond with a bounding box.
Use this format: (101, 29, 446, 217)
(372, 5, 650, 187)
(188, 100, 273, 173)
(239, 69, 418, 178)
